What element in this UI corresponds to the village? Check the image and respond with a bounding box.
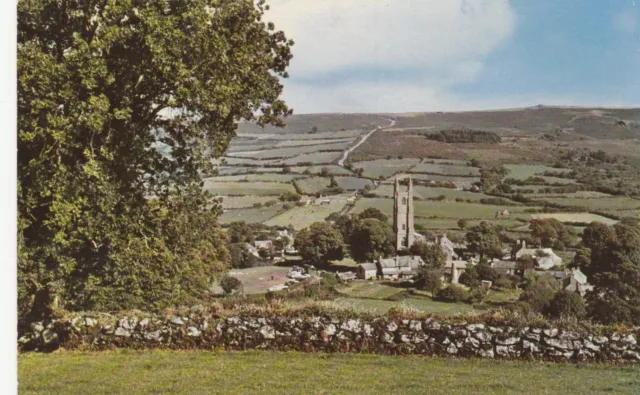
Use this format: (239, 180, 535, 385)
(223, 175, 592, 310)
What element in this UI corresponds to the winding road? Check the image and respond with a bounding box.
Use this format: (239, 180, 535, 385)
(338, 117, 396, 167)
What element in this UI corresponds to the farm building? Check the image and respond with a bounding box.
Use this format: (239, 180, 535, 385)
(513, 240, 562, 270)
(523, 269, 593, 296)
(375, 255, 424, 278)
(491, 260, 517, 275)
(356, 263, 378, 280)
(445, 260, 469, 284)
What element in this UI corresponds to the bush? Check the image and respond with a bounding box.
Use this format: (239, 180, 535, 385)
(545, 290, 586, 319)
(519, 274, 561, 312)
(220, 275, 242, 295)
(435, 284, 469, 303)
(252, 202, 263, 208)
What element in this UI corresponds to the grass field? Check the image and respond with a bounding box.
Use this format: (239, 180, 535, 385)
(205, 181, 296, 196)
(503, 164, 573, 180)
(291, 165, 353, 175)
(352, 198, 536, 220)
(351, 158, 421, 178)
(220, 204, 288, 224)
(278, 151, 342, 165)
(412, 162, 480, 176)
(229, 142, 350, 160)
(334, 176, 373, 190)
(530, 213, 619, 225)
(20, 350, 640, 394)
(219, 266, 291, 294)
(207, 174, 301, 183)
(219, 196, 276, 209)
(339, 282, 407, 300)
(414, 218, 523, 230)
(264, 199, 350, 229)
(372, 185, 493, 201)
(536, 197, 640, 211)
(294, 177, 331, 194)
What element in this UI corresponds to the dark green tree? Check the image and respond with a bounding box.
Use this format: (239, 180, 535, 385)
(294, 222, 345, 268)
(228, 243, 260, 269)
(18, 0, 293, 318)
(529, 218, 577, 248)
(357, 207, 388, 223)
(220, 275, 243, 296)
(581, 221, 640, 324)
(465, 221, 503, 262)
(409, 241, 446, 270)
(544, 290, 586, 319)
(519, 274, 561, 312)
(349, 219, 395, 263)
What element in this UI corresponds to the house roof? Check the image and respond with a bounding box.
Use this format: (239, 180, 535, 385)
(445, 260, 468, 269)
(358, 263, 377, 271)
(491, 260, 517, 270)
(377, 255, 424, 268)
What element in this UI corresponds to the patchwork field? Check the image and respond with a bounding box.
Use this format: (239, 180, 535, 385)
(294, 177, 331, 194)
(228, 141, 351, 160)
(290, 165, 353, 175)
(220, 204, 288, 224)
(412, 162, 480, 176)
(530, 213, 619, 225)
(265, 199, 350, 229)
(278, 151, 342, 165)
(534, 197, 640, 211)
(208, 174, 301, 183)
(204, 181, 296, 196)
(219, 196, 276, 209)
(503, 164, 573, 180)
(371, 185, 493, 201)
(351, 198, 536, 220)
(351, 158, 421, 178)
(334, 176, 373, 190)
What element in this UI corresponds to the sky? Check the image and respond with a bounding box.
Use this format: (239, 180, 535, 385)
(266, 0, 640, 114)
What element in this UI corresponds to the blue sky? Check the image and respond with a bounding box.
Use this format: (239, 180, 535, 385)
(267, 0, 639, 113)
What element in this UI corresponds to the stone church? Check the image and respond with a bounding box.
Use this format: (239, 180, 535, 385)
(393, 176, 424, 250)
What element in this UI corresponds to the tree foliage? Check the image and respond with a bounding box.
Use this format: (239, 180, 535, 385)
(581, 221, 640, 325)
(409, 241, 446, 270)
(519, 274, 561, 312)
(529, 218, 577, 248)
(18, 0, 293, 318)
(293, 222, 345, 268)
(348, 219, 395, 263)
(465, 221, 503, 262)
(544, 290, 586, 319)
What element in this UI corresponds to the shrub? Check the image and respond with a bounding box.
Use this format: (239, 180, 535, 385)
(519, 274, 561, 312)
(544, 290, 586, 319)
(220, 276, 243, 295)
(435, 284, 469, 303)
(252, 202, 263, 208)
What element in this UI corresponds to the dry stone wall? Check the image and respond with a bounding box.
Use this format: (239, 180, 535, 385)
(18, 312, 640, 363)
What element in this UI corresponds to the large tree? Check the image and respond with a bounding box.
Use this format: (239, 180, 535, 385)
(529, 218, 577, 249)
(465, 221, 503, 262)
(348, 218, 395, 263)
(581, 221, 640, 325)
(294, 222, 345, 268)
(18, 0, 293, 318)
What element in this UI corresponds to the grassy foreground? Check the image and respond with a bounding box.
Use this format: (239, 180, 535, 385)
(19, 350, 640, 394)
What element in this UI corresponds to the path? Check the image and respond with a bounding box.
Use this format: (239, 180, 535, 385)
(338, 117, 396, 167)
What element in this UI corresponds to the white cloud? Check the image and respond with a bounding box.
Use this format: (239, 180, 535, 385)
(266, 0, 517, 113)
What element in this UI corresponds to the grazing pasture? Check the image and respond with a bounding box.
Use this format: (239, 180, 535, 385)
(351, 158, 421, 178)
(228, 141, 351, 160)
(220, 204, 288, 224)
(294, 177, 331, 194)
(334, 177, 373, 190)
(207, 174, 301, 183)
(530, 213, 618, 225)
(536, 197, 640, 211)
(204, 181, 296, 196)
(278, 151, 342, 165)
(503, 164, 573, 180)
(412, 163, 480, 176)
(265, 199, 350, 230)
(371, 185, 492, 201)
(219, 196, 276, 209)
(352, 198, 535, 220)
(339, 282, 406, 300)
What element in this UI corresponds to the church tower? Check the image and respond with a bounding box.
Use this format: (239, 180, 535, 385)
(393, 175, 415, 251)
